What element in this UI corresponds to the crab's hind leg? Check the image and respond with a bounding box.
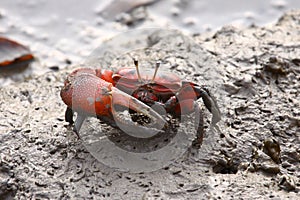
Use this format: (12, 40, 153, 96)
(194, 86, 221, 125)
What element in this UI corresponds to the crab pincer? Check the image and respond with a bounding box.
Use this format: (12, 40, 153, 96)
(60, 68, 167, 138)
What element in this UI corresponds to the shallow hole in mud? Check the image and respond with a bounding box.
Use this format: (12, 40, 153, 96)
(212, 159, 239, 174)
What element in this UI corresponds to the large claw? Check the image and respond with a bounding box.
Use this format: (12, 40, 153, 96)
(109, 87, 167, 138)
(111, 87, 166, 126)
(61, 70, 167, 137)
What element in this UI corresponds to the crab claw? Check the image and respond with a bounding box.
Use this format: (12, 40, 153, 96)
(110, 87, 167, 138)
(61, 70, 167, 137)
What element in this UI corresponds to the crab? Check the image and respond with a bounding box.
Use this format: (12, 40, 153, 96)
(60, 59, 221, 140)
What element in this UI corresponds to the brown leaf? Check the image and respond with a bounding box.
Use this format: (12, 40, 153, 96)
(0, 37, 34, 69)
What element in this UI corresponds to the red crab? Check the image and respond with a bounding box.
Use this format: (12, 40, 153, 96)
(60, 59, 221, 138)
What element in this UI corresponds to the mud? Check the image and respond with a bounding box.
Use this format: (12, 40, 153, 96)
(1, 10, 300, 200)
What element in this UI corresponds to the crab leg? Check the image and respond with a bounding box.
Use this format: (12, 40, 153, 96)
(64, 107, 85, 136)
(65, 107, 74, 124)
(193, 85, 221, 125)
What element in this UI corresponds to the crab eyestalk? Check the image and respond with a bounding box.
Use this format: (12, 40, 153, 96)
(133, 58, 142, 82)
(151, 61, 160, 82)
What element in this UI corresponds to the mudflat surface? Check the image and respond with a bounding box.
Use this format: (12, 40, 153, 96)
(1, 10, 300, 200)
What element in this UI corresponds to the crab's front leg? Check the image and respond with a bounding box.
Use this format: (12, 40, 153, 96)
(64, 107, 117, 137)
(64, 107, 87, 136)
(65, 107, 74, 125)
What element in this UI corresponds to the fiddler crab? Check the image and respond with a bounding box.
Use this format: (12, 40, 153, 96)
(60, 59, 221, 142)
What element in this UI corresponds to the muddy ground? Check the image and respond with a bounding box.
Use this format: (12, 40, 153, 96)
(1, 10, 300, 200)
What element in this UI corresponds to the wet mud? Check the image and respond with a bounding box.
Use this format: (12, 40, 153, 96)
(0, 10, 300, 199)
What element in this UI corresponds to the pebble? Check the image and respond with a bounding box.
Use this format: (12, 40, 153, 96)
(279, 175, 296, 191)
(183, 17, 197, 26)
(0, 9, 6, 18)
(258, 162, 280, 174)
(263, 138, 281, 164)
(244, 11, 256, 20)
(171, 7, 180, 16)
